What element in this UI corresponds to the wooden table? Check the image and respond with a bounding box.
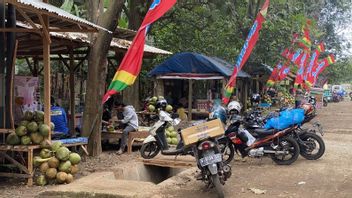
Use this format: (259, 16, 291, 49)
(102, 130, 150, 154)
(0, 144, 40, 186)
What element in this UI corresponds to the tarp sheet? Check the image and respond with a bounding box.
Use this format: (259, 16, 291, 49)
(148, 52, 251, 78)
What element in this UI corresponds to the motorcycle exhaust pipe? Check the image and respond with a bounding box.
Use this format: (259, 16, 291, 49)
(263, 150, 287, 154)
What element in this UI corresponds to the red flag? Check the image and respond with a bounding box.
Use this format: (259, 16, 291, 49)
(311, 54, 335, 85)
(267, 61, 283, 86)
(278, 61, 290, 80)
(305, 42, 325, 87)
(223, 0, 270, 104)
(102, 0, 176, 103)
(294, 52, 309, 87)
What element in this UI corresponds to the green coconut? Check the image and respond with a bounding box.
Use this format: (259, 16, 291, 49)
(158, 96, 165, 100)
(151, 96, 158, 103)
(30, 132, 44, 144)
(48, 157, 60, 168)
(40, 148, 52, 159)
(36, 175, 47, 186)
(34, 111, 45, 122)
(65, 173, 74, 184)
(46, 168, 58, 179)
(166, 137, 172, 144)
(171, 138, 178, 145)
(50, 122, 55, 131)
(39, 124, 50, 137)
(166, 105, 173, 112)
(19, 120, 29, 127)
(56, 147, 70, 161)
(24, 111, 34, 121)
(169, 131, 178, 138)
(51, 141, 63, 152)
(40, 139, 51, 149)
(6, 132, 20, 145)
(148, 105, 155, 112)
(70, 164, 79, 175)
(15, 126, 28, 136)
(59, 161, 72, 173)
(56, 172, 68, 184)
(69, 153, 81, 165)
(167, 126, 174, 132)
(33, 156, 50, 167)
(21, 135, 31, 145)
(27, 121, 39, 133)
(40, 162, 50, 174)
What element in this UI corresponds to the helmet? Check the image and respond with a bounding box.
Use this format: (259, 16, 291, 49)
(227, 101, 241, 114)
(251, 93, 261, 104)
(209, 106, 227, 124)
(156, 99, 168, 111)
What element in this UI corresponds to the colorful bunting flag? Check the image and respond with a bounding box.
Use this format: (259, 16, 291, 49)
(294, 52, 309, 88)
(102, 0, 177, 103)
(223, 0, 270, 104)
(311, 54, 335, 85)
(267, 61, 283, 86)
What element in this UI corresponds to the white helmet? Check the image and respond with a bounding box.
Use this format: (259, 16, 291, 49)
(227, 101, 241, 114)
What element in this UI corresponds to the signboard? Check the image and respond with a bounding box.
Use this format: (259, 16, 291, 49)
(181, 119, 224, 146)
(14, 76, 40, 112)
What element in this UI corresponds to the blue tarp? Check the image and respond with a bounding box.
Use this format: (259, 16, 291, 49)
(148, 52, 251, 78)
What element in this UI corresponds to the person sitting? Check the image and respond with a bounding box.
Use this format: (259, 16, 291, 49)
(113, 101, 139, 155)
(50, 97, 69, 139)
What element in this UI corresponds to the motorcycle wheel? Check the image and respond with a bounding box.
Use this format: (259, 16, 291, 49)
(218, 140, 235, 165)
(299, 133, 325, 160)
(270, 137, 300, 165)
(211, 174, 225, 198)
(323, 101, 328, 107)
(140, 141, 160, 159)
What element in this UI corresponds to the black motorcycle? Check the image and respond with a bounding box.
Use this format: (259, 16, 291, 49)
(244, 108, 325, 160)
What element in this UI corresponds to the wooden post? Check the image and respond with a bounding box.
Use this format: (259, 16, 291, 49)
(42, 3, 51, 140)
(256, 74, 260, 93)
(188, 79, 193, 121)
(69, 49, 75, 136)
(0, 0, 5, 128)
(244, 79, 248, 111)
(9, 40, 18, 129)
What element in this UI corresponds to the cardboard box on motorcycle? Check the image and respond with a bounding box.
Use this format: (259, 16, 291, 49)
(181, 119, 224, 146)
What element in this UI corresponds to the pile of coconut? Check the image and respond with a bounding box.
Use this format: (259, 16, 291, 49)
(34, 142, 81, 186)
(6, 111, 54, 146)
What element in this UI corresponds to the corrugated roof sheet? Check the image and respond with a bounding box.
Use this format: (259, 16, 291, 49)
(12, 0, 110, 33)
(16, 20, 172, 55)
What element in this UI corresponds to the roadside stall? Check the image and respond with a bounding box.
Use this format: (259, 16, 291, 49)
(148, 52, 251, 120)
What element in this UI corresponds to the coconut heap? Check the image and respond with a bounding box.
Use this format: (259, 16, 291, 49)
(6, 111, 54, 146)
(34, 141, 81, 186)
(146, 96, 173, 113)
(165, 126, 179, 145)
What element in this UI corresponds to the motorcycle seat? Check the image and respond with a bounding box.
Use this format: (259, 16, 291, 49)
(253, 128, 277, 135)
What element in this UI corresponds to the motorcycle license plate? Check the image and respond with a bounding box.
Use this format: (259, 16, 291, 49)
(199, 153, 222, 167)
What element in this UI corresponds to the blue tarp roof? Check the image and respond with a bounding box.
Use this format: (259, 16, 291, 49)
(148, 52, 251, 78)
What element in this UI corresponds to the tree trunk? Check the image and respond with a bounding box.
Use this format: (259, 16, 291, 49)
(82, 0, 124, 156)
(5, 4, 16, 128)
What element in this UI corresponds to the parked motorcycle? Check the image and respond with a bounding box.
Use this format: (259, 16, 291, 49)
(184, 119, 231, 198)
(244, 104, 325, 160)
(219, 114, 300, 165)
(140, 110, 191, 158)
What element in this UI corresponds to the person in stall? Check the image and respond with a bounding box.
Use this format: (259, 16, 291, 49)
(112, 101, 139, 155)
(50, 97, 69, 139)
(14, 97, 24, 127)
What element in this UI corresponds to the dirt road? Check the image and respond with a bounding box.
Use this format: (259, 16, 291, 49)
(1, 100, 352, 198)
(160, 100, 352, 198)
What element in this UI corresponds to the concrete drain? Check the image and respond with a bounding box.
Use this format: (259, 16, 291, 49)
(113, 163, 185, 184)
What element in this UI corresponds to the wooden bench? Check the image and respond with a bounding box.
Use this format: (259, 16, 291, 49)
(102, 130, 150, 154)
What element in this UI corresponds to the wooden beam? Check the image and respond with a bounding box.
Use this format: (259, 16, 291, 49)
(0, 28, 40, 33)
(9, 40, 18, 129)
(16, 8, 39, 31)
(188, 79, 193, 121)
(58, 54, 70, 69)
(48, 28, 98, 33)
(74, 53, 88, 71)
(42, 6, 51, 141)
(37, 14, 51, 44)
(69, 49, 75, 136)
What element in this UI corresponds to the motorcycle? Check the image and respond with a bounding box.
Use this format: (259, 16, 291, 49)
(323, 97, 328, 107)
(219, 114, 300, 165)
(184, 119, 231, 198)
(140, 110, 190, 158)
(244, 104, 325, 160)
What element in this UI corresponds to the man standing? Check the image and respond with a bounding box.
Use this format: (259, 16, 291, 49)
(113, 101, 139, 155)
